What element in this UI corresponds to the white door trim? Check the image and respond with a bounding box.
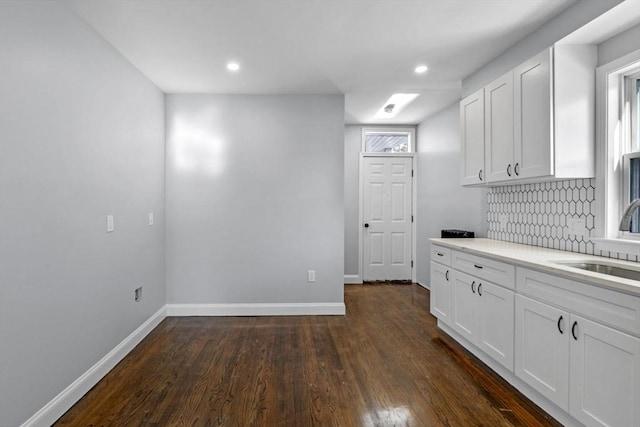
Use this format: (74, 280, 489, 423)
(358, 153, 417, 282)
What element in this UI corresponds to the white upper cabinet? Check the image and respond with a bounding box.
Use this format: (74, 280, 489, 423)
(485, 72, 514, 182)
(460, 88, 485, 185)
(462, 45, 596, 186)
(514, 48, 553, 180)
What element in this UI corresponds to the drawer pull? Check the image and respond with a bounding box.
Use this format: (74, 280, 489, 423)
(445, 270, 449, 281)
(474, 264, 484, 269)
(557, 316, 564, 334)
(437, 252, 444, 257)
(471, 281, 476, 293)
(477, 283, 482, 296)
(571, 321, 578, 341)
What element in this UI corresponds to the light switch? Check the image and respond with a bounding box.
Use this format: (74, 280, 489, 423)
(148, 212, 154, 226)
(106, 215, 114, 233)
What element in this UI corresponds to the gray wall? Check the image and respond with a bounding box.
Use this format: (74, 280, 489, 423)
(416, 105, 487, 286)
(598, 23, 640, 66)
(462, 0, 622, 96)
(344, 126, 361, 277)
(0, 1, 166, 426)
(165, 94, 344, 304)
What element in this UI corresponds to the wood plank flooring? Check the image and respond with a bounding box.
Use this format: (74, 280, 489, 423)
(56, 284, 559, 426)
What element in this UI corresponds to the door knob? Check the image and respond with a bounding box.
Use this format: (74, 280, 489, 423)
(364, 223, 370, 228)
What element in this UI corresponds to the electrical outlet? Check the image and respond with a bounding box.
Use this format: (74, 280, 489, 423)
(134, 286, 142, 302)
(567, 217, 586, 237)
(307, 270, 316, 282)
(148, 212, 154, 226)
(498, 213, 509, 231)
(106, 215, 114, 233)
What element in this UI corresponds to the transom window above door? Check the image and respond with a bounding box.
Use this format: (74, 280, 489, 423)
(362, 127, 415, 153)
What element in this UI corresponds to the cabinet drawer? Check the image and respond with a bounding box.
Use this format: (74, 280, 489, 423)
(517, 267, 640, 337)
(431, 245, 451, 265)
(451, 251, 515, 289)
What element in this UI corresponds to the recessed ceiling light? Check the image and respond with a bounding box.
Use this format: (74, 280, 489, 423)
(374, 93, 419, 119)
(415, 65, 428, 74)
(227, 62, 240, 72)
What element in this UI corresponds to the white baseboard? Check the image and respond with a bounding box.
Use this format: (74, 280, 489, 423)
(417, 282, 430, 290)
(344, 274, 362, 284)
(166, 302, 346, 316)
(22, 306, 166, 427)
(20, 301, 344, 426)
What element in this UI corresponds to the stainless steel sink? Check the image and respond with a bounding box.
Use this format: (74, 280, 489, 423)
(555, 261, 640, 281)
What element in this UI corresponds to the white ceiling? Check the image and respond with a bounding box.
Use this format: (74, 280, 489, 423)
(66, 0, 583, 124)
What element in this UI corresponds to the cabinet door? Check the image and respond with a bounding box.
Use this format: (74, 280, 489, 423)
(478, 281, 515, 372)
(485, 72, 514, 183)
(460, 88, 485, 185)
(569, 315, 640, 427)
(430, 261, 452, 325)
(451, 270, 479, 343)
(515, 295, 569, 410)
(514, 48, 553, 179)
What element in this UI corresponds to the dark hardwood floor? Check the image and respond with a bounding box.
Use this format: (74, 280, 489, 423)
(56, 284, 559, 426)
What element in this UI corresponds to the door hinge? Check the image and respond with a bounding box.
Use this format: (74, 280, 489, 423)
(412, 169, 414, 177)
(411, 215, 414, 223)
(411, 260, 414, 268)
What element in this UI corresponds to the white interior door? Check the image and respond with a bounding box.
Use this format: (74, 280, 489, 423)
(362, 156, 413, 281)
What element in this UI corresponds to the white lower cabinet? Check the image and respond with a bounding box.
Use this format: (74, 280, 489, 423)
(452, 270, 480, 342)
(431, 244, 640, 426)
(430, 261, 452, 325)
(452, 270, 515, 371)
(569, 315, 640, 427)
(515, 295, 570, 410)
(478, 281, 515, 372)
(516, 294, 640, 427)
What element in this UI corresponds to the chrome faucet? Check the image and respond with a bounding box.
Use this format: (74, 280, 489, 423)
(619, 198, 640, 231)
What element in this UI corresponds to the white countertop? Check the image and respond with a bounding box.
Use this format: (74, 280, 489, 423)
(430, 238, 640, 296)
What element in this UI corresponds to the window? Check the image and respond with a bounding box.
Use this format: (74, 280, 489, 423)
(621, 74, 640, 234)
(361, 128, 415, 153)
(365, 133, 409, 153)
(594, 50, 640, 254)
(631, 74, 640, 151)
(623, 152, 640, 233)
(619, 69, 640, 235)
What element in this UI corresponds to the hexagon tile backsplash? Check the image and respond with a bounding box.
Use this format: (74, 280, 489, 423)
(487, 178, 638, 262)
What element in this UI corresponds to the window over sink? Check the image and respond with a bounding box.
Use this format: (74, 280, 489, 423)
(594, 51, 640, 255)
